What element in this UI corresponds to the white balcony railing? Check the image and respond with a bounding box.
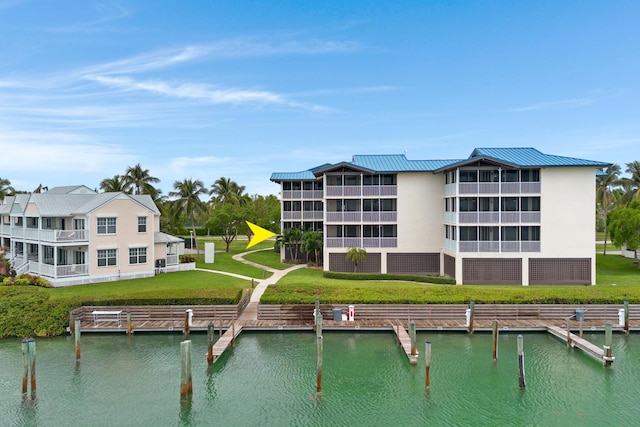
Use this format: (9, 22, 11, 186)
(28, 261, 89, 278)
(327, 237, 398, 248)
(10, 227, 88, 243)
(457, 240, 541, 253)
(456, 182, 541, 195)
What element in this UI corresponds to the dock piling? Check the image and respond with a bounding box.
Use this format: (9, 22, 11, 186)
(468, 299, 475, 334)
(517, 334, 526, 389)
(316, 335, 323, 397)
(604, 321, 613, 367)
(127, 312, 132, 335)
(183, 311, 190, 335)
(492, 320, 499, 362)
(425, 340, 432, 389)
(409, 321, 417, 357)
(75, 318, 81, 361)
(21, 338, 36, 398)
(316, 312, 323, 338)
(624, 299, 630, 335)
(180, 340, 193, 401)
(207, 323, 214, 366)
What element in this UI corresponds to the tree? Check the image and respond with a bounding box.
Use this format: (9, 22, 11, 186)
(124, 163, 160, 195)
(301, 229, 323, 266)
(0, 178, 15, 201)
(169, 179, 208, 258)
(608, 200, 640, 266)
(204, 203, 245, 252)
(283, 227, 303, 262)
(597, 165, 622, 255)
(345, 247, 367, 272)
(99, 175, 128, 193)
(621, 161, 640, 202)
(210, 177, 249, 207)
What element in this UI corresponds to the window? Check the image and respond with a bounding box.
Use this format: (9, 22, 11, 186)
(501, 197, 519, 212)
(479, 170, 499, 182)
(460, 170, 478, 182)
(283, 182, 292, 191)
(381, 225, 397, 237)
(283, 201, 292, 211)
(326, 175, 342, 186)
(343, 199, 359, 211)
(460, 226, 478, 241)
(502, 226, 519, 241)
(363, 199, 379, 211)
(292, 201, 301, 211)
(97, 249, 117, 266)
(344, 225, 359, 237)
(138, 216, 147, 233)
(44, 218, 54, 229)
(381, 199, 396, 211)
(27, 217, 38, 228)
(521, 169, 540, 182)
(460, 197, 478, 212)
(303, 201, 314, 211)
(363, 175, 379, 186)
(381, 174, 397, 185)
(129, 247, 147, 265)
(501, 170, 519, 182)
(479, 197, 499, 212)
(521, 197, 540, 211)
(74, 218, 85, 230)
(303, 181, 313, 190)
(344, 175, 360, 186)
(521, 226, 540, 241)
(292, 182, 301, 190)
(314, 181, 323, 191)
(97, 217, 117, 234)
(479, 226, 499, 241)
(363, 225, 380, 237)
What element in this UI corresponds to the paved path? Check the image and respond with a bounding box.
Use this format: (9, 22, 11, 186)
(194, 248, 306, 321)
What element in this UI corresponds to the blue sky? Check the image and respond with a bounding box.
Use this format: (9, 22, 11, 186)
(1, 1, 638, 197)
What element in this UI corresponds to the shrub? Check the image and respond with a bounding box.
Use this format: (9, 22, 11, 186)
(323, 271, 456, 285)
(180, 254, 195, 263)
(2, 274, 51, 287)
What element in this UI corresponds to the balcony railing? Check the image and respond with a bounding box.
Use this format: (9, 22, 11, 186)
(452, 240, 541, 253)
(457, 211, 540, 224)
(326, 185, 397, 197)
(361, 212, 397, 222)
(327, 237, 398, 248)
(28, 261, 89, 278)
(456, 182, 541, 195)
(326, 212, 362, 222)
(9, 227, 89, 243)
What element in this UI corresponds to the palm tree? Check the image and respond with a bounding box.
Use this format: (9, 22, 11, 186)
(282, 227, 303, 262)
(621, 161, 640, 202)
(597, 165, 621, 255)
(301, 229, 323, 266)
(345, 247, 367, 272)
(99, 175, 129, 193)
(169, 179, 208, 258)
(124, 163, 160, 195)
(210, 177, 249, 207)
(0, 178, 15, 201)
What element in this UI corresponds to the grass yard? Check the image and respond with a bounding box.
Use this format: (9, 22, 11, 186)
(41, 270, 249, 300)
(262, 254, 640, 304)
(242, 248, 289, 270)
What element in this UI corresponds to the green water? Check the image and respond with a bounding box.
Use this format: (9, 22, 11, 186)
(0, 331, 637, 426)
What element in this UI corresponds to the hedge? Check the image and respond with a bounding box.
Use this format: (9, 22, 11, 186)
(323, 271, 456, 285)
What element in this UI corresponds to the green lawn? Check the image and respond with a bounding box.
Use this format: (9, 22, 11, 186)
(262, 254, 640, 304)
(243, 249, 289, 270)
(41, 270, 249, 300)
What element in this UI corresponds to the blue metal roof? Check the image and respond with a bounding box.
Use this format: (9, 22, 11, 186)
(272, 148, 611, 180)
(351, 155, 461, 172)
(470, 147, 611, 167)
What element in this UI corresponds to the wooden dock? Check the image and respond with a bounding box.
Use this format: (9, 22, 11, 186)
(209, 321, 244, 363)
(391, 321, 419, 365)
(546, 325, 615, 365)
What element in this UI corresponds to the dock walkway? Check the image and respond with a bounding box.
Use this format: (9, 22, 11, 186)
(546, 325, 615, 365)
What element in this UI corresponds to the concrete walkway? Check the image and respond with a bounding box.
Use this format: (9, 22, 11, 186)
(194, 247, 306, 321)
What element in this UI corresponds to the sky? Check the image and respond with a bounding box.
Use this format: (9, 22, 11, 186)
(1, 1, 639, 197)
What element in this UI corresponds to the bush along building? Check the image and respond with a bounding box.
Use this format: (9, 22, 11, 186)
(271, 147, 611, 285)
(0, 185, 188, 287)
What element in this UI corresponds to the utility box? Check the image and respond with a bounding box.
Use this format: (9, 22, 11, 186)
(333, 308, 342, 321)
(205, 242, 215, 263)
(575, 309, 585, 321)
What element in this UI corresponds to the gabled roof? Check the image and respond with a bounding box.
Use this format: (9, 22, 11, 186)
(154, 231, 184, 244)
(352, 155, 462, 172)
(4, 190, 160, 216)
(272, 147, 611, 180)
(46, 185, 96, 195)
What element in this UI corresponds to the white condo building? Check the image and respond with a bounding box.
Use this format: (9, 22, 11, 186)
(271, 148, 610, 285)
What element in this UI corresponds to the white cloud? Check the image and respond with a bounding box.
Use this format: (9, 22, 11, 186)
(511, 98, 594, 112)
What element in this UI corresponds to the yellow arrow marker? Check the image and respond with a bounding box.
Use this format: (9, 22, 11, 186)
(246, 221, 276, 249)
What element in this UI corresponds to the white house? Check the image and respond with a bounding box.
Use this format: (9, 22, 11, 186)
(271, 148, 611, 285)
(0, 185, 188, 287)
